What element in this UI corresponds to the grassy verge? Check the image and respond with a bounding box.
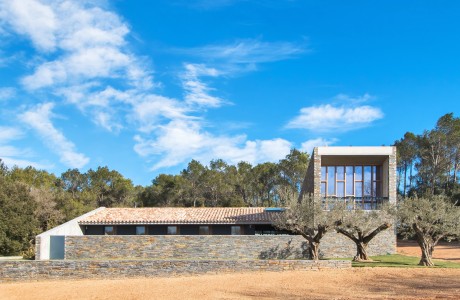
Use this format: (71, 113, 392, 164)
(333, 254, 460, 268)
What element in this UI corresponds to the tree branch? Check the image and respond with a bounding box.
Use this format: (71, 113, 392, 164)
(363, 222, 391, 244)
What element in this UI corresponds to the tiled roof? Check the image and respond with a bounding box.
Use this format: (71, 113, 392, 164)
(79, 207, 280, 225)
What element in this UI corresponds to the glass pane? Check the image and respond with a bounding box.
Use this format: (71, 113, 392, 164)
(321, 166, 327, 181)
(355, 166, 363, 181)
(346, 166, 354, 195)
(104, 226, 114, 235)
(355, 182, 362, 197)
(199, 226, 209, 235)
(321, 182, 326, 196)
(231, 226, 241, 235)
(167, 226, 177, 235)
(364, 166, 372, 196)
(337, 182, 345, 197)
(327, 166, 335, 196)
(375, 181, 382, 197)
(136, 226, 145, 235)
(337, 166, 345, 180)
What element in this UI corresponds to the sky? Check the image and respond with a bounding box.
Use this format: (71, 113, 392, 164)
(0, 0, 459, 186)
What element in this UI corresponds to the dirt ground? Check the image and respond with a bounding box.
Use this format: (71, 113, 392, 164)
(397, 240, 460, 262)
(1, 241, 459, 300)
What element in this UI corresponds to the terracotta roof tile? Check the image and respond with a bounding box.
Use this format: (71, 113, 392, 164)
(79, 207, 280, 225)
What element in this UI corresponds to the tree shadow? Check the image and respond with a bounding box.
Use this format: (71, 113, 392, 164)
(258, 240, 310, 259)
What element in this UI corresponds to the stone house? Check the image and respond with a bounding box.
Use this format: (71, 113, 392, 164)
(35, 146, 397, 261)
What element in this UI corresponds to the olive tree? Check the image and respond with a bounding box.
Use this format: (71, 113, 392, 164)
(398, 196, 460, 266)
(334, 203, 395, 262)
(273, 196, 340, 260)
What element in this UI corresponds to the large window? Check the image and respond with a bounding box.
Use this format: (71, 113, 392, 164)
(321, 165, 383, 209)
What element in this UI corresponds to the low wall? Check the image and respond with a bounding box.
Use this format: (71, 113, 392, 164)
(0, 259, 351, 282)
(65, 232, 396, 260)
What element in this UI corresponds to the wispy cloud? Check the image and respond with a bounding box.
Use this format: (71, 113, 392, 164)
(0, 125, 51, 169)
(19, 102, 89, 168)
(0, 87, 16, 101)
(181, 63, 224, 108)
(0, 126, 23, 143)
(180, 38, 306, 66)
(286, 94, 384, 132)
(300, 137, 338, 154)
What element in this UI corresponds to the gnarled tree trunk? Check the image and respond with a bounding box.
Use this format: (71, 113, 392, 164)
(308, 241, 320, 260)
(301, 225, 327, 260)
(413, 224, 437, 266)
(353, 242, 371, 261)
(337, 222, 391, 262)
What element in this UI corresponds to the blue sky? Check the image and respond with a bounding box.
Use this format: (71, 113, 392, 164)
(1, 0, 459, 186)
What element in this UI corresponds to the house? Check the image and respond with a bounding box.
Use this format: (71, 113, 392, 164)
(300, 146, 397, 207)
(35, 146, 396, 260)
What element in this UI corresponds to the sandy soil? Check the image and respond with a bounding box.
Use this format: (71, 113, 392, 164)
(1, 241, 459, 300)
(397, 240, 460, 262)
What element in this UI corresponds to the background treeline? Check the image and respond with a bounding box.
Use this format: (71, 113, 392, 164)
(395, 113, 460, 201)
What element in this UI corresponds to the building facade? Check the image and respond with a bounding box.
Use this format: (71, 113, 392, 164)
(300, 146, 397, 208)
(36, 146, 397, 261)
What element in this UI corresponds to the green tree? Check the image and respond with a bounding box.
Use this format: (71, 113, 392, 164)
(235, 161, 255, 206)
(398, 196, 460, 266)
(181, 160, 206, 207)
(334, 203, 395, 261)
(87, 166, 135, 207)
(277, 149, 309, 204)
(273, 196, 340, 260)
(253, 162, 279, 206)
(394, 132, 417, 196)
(140, 174, 186, 207)
(0, 177, 38, 255)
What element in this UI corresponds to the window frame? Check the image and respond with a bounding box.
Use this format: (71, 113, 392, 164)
(321, 164, 383, 208)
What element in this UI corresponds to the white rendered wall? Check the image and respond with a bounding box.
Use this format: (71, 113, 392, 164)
(36, 207, 106, 260)
(317, 146, 394, 156)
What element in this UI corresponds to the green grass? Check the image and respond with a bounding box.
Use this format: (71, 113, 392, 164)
(333, 254, 460, 268)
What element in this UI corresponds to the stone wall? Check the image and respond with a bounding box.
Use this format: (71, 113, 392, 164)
(65, 233, 396, 260)
(0, 259, 351, 282)
(65, 235, 309, 260)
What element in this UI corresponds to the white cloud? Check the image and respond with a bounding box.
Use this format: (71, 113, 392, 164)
(134, 118, 292, 170)
(182, 38, 306, 65)
(0, 0, 57, 51)
(2, 0, 153, 100)
(132, 94, 192, 133)
(0, 156, 53, 170)
(181, 63, 224, 108)
(19, 102, 89, 168)
(0, 125, 52, 169)
(0, 126, 23, 142)
(287, 95, 384, 132)
(300, 138, 338, 154)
